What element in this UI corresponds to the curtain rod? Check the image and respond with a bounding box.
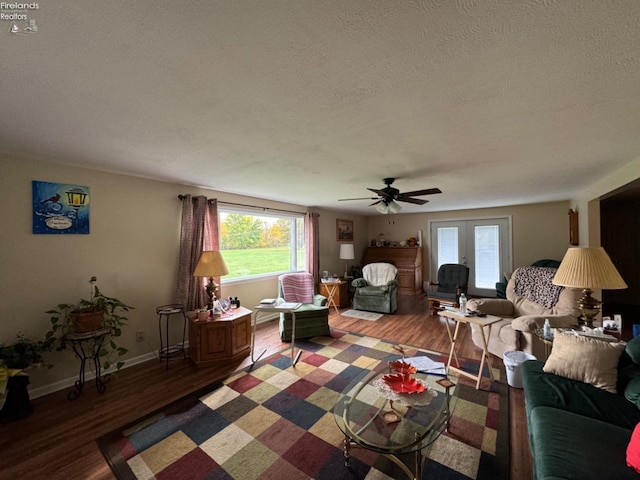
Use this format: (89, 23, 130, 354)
(177, 195, 306, 215)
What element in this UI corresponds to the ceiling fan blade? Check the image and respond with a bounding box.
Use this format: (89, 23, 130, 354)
(338, 197, 378, 201)
(369, 200, 383, 206)
(398, 188, 442, 197)
(367, 187, 389, 197)
(397, 197, 429, 205)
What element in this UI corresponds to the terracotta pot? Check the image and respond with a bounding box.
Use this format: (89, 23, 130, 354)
(70, 310, 104, 333)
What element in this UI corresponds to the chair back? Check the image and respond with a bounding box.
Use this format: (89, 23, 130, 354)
(436, 264, 470, 294)
(278, 273, 315, 304)
(363, 263, 397, 286)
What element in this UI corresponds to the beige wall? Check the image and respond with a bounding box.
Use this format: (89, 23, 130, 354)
(367, 201, 571, 283)
(4, 152, 638, 397)
(1, 155, 353, 396)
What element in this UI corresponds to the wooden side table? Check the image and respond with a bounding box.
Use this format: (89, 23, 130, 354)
(318, 280, 348, 314)
(188, 307, 252, 366)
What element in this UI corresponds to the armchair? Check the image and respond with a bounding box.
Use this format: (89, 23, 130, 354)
(277, 273, 331, 342)
(466, 266, 581, 359)
(352, 263, 398, 314)
(427, 263, 470, 314)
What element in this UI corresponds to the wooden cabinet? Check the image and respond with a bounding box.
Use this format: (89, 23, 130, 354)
(318, 280, 349, 308)
(189, 307, 251, 366)
(362, 247, 423, 296)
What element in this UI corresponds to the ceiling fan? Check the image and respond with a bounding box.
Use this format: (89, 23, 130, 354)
(339, 178, 442, 213)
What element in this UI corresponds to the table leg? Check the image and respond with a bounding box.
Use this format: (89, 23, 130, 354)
(477, 324, 496, 385)
(290, 311, 302, 366)
(250, 311, 267, 367)
(343, 435, 352, 467)
(445, 319, 462, 371)
(326, 283, 340, 315)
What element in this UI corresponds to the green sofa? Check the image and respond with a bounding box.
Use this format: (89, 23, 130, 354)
(522, 336, 640, 479)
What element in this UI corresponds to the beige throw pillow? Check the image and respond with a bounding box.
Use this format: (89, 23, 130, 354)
(543, 332, 625, 393)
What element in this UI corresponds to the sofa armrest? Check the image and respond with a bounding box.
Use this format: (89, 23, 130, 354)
(511, 314, 577, 332)
(352, 278, 368, 288)
(466, 298, 514, 317)
(387, 279, 398, 288)
(313, 294, 328, 306)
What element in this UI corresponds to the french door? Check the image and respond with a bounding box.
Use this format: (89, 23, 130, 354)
(429, 218, 512, 297)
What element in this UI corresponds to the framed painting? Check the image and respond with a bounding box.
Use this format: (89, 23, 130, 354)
(336, 219, 353, 241)
(568, 209, 578, 246)
(32, 180, 90, 234)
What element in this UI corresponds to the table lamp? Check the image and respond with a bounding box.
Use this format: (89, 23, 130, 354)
(552, 246, 627, 328)
(193, 250, 229, 310)
(340, 243, 355, 279)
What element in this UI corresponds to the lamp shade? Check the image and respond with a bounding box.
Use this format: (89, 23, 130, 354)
(193, 250, 229, 277)
(339, 243, 355, 260)
(388, 200, 402, 213)
(375, 202, 389, 214)
(552, 247, 627, 290)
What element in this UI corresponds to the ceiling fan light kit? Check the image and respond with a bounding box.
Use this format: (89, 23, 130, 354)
(339, 178, 441, 214)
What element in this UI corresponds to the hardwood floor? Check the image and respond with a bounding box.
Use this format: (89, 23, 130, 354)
(0, 294, 532, 480)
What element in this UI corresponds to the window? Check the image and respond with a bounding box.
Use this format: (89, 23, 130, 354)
(219, 208, 305, 281)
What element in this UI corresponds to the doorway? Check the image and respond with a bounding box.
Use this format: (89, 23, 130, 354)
(429, 218, 512, 297)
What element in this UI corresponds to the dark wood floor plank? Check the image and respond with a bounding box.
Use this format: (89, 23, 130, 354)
(0, 293, 532, 480)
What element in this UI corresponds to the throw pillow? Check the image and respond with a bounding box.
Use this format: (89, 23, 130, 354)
(543, 332, 625, 393)
(626, 335, 640, 365)
(627, 422, 640, 473)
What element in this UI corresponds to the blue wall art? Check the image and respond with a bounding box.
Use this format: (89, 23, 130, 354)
(32, 180, 90, 234)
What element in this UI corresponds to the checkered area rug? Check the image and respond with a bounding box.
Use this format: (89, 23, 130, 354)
(99, 331, 509, 480)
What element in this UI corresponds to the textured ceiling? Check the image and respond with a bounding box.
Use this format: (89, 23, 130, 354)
(2, 1, 640, 214)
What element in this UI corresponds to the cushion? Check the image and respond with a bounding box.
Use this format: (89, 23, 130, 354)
(628, 422, 640, 473)
(279, 273, 314, 304)
(626, 335, 640, 365)
(531, 406, 637, 480)
(543, 332, 626, 393)
(362, 263, 397, 286)
(522, 360, 640, 429)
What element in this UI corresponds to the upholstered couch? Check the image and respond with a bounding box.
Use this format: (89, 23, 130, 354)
(522, 333, 640, 479)
(467, 266, 581, 359)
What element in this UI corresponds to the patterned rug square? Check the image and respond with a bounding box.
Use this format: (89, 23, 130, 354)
(98, 331, 509, 480)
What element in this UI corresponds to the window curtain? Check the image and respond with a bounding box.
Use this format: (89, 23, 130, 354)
(175, 195, 219, 310)
(305, 212, 320, 282)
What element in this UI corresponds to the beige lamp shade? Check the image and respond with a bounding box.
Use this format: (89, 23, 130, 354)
(339, 243, 355, 260)
(552, 247, 627, 290)
(193, 250, 229, 277)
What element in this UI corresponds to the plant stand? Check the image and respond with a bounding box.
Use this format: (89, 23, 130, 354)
(66, 329, 110, 400)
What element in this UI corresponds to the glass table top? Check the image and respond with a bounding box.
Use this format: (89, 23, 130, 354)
(332, 355, 459, 455)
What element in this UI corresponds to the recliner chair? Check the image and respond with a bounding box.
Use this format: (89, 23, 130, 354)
(467, 266, 581, 359)
(277, 273, 331, 342)
(427, 263, 470, 314)
(352, 263, 398, 314)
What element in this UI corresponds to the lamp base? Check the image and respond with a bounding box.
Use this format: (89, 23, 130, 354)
(577, 288, 601, 329)
(205, 277, 219, 310)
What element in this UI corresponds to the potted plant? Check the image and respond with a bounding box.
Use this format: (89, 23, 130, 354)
(45, 277, 133, 372)
(0, 333, 53, 370)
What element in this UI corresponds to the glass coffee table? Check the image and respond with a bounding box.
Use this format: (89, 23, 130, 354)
(332, 356, 458, 480)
